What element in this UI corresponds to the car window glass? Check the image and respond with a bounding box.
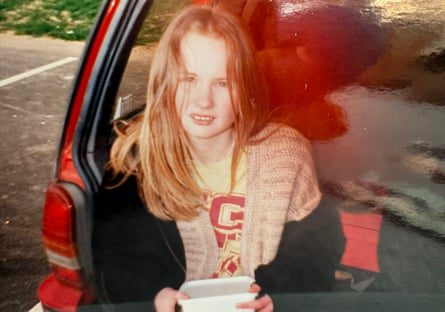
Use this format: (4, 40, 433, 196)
(110, 0, 445, 295)
(113, 0, 190, 121)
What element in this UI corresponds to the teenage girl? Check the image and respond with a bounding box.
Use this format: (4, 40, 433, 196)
(109, 5, 337, 312)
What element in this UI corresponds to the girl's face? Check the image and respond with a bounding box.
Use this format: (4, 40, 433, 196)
(175, 31, 236, 149)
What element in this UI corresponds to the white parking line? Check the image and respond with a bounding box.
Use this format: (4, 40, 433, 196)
(29, 302, 43, 312)
(0, 57, 78, 88)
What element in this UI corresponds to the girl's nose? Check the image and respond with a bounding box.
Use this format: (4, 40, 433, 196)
(194, 82, 213, 108)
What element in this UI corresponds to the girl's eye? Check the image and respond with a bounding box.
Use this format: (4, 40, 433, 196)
(180, 75, 195, 83)
(216, 80, 228, 88)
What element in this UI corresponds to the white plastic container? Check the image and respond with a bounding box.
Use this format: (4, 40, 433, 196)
(178, 276, 257, 312)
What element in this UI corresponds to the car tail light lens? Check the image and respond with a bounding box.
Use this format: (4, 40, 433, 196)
(51, 265, 84, 289)
(42, 182, 84, 289)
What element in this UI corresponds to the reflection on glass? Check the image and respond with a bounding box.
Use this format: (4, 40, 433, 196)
(210, 0, 445, 293)
(117, 0, 445, 295)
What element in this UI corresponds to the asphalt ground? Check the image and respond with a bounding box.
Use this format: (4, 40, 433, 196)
(0, 34, 84, 311)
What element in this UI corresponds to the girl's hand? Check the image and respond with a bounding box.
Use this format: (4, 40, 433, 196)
(154, 287, 189, 312)
(236, 283, 274, 312)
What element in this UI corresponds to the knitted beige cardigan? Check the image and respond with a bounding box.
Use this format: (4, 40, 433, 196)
(177, 123, 322, 281)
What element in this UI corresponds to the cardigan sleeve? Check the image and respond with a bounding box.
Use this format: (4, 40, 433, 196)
(264, 125, 321, 221)
(252, 125, 344, 293)
(287, 134, 322, 221)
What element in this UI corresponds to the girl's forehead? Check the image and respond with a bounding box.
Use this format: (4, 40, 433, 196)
(179, 31, 229, 71)
(179, 31, 228, 53)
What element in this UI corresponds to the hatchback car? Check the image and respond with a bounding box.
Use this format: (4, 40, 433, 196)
(38, 0, 445, 311)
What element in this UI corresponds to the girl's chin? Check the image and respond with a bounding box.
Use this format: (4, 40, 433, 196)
(184, 127, 233, 141)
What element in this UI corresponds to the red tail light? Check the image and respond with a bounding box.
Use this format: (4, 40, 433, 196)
(51, 265, 84, 289)
(42, 182, 84, 289)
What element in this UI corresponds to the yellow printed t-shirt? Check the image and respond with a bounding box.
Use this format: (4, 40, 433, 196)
(194, 153, 247, 278)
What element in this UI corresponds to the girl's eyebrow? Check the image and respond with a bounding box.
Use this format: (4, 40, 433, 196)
(179, 71, 227, 80)
(179, 71, 196, 76)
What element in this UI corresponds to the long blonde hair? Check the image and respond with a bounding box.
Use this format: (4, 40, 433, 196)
(109, 5, 269, 220)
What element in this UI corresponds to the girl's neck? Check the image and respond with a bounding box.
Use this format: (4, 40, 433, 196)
(190, 131, 235, 164)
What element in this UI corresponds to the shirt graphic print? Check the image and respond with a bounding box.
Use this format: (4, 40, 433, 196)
(207, 192, 245, 278)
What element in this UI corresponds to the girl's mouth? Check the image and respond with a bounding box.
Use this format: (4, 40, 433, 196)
(190, 113, 215, 124)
